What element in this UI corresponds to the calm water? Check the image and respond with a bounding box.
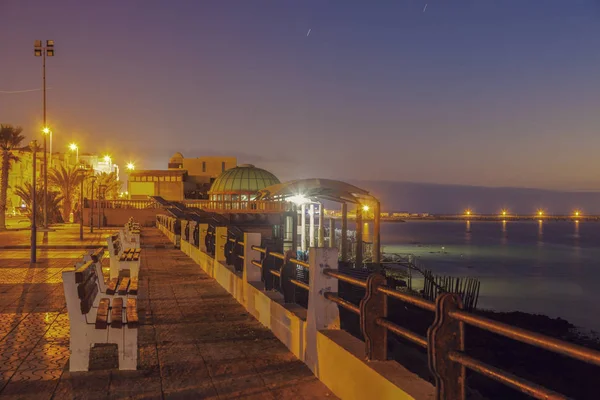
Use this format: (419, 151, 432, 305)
(378, 220, 600, 331)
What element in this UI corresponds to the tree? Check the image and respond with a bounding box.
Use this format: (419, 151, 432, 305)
(96, 172, 122, 200)
(49, 164, 84, 222)
(0, 125, 26, 230)
(14, 182, 64, 225)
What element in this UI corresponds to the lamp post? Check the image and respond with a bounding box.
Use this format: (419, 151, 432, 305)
(90, 176, 97, 233)
(77, 164, 91, 241)
(30, 140, 38, 263)
(69, 143, 78, 164)
(98, 184, 106, 229)
(35, 40, 54, 229)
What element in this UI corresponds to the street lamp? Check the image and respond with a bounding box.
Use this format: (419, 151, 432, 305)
(77, 164, 91, 241)
(69, 143, 79, 164)
(362, 205, 370, 212)
(30, 140, 38, 263)
(126, 162, 135, 171)
(89, 175, 97, 233)
(35, 40, 54, 229)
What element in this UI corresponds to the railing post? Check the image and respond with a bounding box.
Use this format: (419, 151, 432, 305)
(181, 220, 188, 242)
(261, 249, 274, 290)
(243, 233, 261, 283)
(215, 227, 227, 263)
(189, 221, 197, 246)
(428, 293, 466, 400)
(199, 223, 208, 251)
(280, 252, 296, 303)
(360, 273, 387, 361)
(306, 247, 340, 373)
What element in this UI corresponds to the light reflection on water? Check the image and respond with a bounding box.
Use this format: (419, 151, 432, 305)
(380, 220, 600, 331)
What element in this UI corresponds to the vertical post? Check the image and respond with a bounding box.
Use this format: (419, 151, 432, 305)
(309, 203, 315, 247)
(243, 232, 262, 283)
(428, 293, 466, 400)
(328, 217, 335, 248)
(373, 200, 381, 264)
(30, 141, 37, 263)
(318, 203, 324, 247)
(215, 226, 227, 263)
(355, 206, 363, 266)
(360, 273, 387, 360)
(79, 176, 84, 240)
(42, 50, 48, 229)
(341, 203, 348, 262)
(199, 223, 208, 251)
(306, 247, 340, 373)
(90, 180, 94, 233)
(291, 207, 298, 255)
(300, 203, 306, 252)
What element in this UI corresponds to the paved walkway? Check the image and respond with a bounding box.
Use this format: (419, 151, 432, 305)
(0, 228, 336, 399)
(0, 224, 113, 249)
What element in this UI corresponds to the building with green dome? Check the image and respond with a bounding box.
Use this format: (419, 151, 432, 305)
(209, 164, 280, 202)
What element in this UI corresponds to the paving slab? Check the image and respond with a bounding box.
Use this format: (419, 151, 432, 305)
(0, 228, 336, 399)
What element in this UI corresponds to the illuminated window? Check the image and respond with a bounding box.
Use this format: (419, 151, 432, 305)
(159, 176, 164, 181)
(141, 176, 147, 182)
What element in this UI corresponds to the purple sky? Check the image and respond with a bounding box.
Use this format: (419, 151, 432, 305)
(2, 1, 600, 194)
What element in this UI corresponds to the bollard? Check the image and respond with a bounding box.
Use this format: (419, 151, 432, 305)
(427, 293, 465, 400)
(360, 273, 388, 361)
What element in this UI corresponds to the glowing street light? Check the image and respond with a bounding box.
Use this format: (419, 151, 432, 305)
(574, 210, 581, 217)
(126, 162, 135, 171)
(501, 209, 507, 217)
(465, 209, 472, 216)
(537, 210, 544, 217)
(362, 205, 370, 212)
(288, 194, 309, 206)
(68, 143, 78, 164)
(103, 155, 111, 163)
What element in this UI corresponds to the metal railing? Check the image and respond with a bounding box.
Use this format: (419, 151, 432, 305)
(183, 199, 292, 213)
(247, 245, 310, 304)
(319, 268, 600, 400)
(87, 199, 159, 209)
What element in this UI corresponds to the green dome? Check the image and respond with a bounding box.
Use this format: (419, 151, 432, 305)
(209, 164, 280, 196)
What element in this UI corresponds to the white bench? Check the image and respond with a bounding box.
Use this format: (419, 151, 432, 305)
(107, 233, 141, 280)
(62, 261, 138, 372)
(80, 247, 138, 298)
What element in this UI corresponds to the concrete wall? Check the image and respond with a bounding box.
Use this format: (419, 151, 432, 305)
(173, 232, 435, 400)
(83, 208, 160, 227)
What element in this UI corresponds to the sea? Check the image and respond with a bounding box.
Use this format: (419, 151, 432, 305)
(377, 220, 600, 332)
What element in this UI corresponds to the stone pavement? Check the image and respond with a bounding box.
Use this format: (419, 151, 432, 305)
(0, 224, 113, 249)
(0, 228, 336, 399)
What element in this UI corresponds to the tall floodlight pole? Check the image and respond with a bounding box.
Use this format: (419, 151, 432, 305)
(35, 40, 54, 229)
(30, 141, 38, 263)
(90, 176, 97, 233)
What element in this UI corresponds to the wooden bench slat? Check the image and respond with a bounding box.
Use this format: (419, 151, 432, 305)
(95, 298, 110, 329)
(111, 298, 124, 328)
(80, 283, 99, 314)
(126, 298, 139, 328)
(128, 277, 138, 296)
(77, 273, 98, 300)
(106, 278, 119, 295)
(91, 247, 105, 263)
(117, 277, 130, 295)
(75, 261, 95, 284)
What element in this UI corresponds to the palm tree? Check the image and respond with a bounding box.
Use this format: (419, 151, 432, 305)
(0, 125, 26, 230)
(14, 182, 64, 225)
(49, 164, 84, 222)
(96, 172, 122, 200)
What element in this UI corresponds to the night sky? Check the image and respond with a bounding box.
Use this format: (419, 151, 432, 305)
(2, 1, 600, 211)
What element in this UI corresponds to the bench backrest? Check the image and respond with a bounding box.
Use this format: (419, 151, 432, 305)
(107, 233, 122, 256)
(74, 261, 100, 314)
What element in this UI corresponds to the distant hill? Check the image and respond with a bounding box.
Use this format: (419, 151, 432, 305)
(349, 180, 600, 215)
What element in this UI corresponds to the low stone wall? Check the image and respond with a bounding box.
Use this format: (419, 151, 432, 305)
(83, 208, 161, 227)
(177, 235, 434, 400)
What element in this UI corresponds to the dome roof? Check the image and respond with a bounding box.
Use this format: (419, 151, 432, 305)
(209, 164, 280, 195)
